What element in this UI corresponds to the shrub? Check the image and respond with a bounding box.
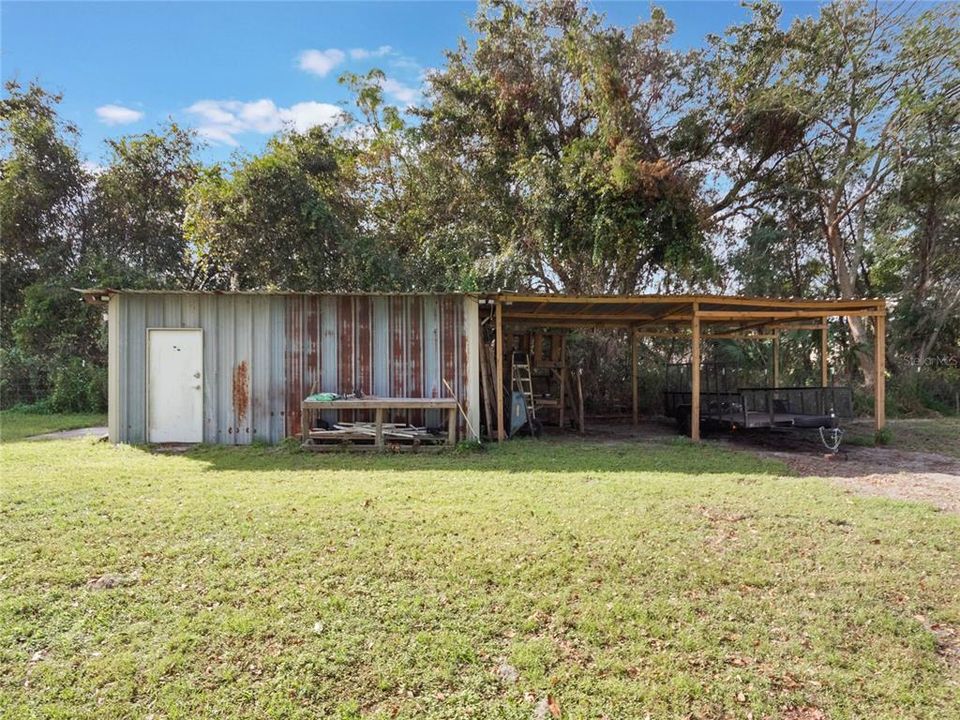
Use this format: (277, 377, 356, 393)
(875, 427, 893, 446)
(48, 357, 107, 413)
(0, 347, 49, 409)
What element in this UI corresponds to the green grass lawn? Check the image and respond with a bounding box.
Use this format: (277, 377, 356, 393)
(0, 410, 107, 443)
(2, 436, 958, 719)
(855, 418, 960, 458)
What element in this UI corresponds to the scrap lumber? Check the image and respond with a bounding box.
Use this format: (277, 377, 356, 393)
(478, 341, 495, 439)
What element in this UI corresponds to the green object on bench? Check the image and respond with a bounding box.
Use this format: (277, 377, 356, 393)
(304, 392, 338, 403)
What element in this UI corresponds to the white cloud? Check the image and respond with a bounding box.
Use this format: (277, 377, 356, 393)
(298, 48, 346, 77)
(81, 160, 106, 176)
(95, 104, 144, 125)
(390, 56, 423, 73)
(349, 45, 393, 60)
(186, 99, 344, 146)
(378, 77, 420, 106)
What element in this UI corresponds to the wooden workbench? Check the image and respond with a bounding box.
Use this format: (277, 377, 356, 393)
(301, 397, 459, 449)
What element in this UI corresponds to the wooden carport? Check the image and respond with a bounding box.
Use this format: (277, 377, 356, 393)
(483, 293, 887, 442)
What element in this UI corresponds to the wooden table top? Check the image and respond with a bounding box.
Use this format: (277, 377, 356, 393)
(302, 397, 458, 410)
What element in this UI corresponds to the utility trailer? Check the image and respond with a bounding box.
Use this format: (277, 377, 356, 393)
(663, 363, 854, 440)
(664, 386, 854, 435)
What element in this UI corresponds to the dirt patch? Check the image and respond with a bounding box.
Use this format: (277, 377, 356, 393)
(27, 426, 108, 441)
(931, 623, 960, 667)
(782, 708, 826, 720)
(750, 442, 960, 514)
(86, 571, 139, 590)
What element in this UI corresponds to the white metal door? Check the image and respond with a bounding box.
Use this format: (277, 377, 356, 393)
(148, 329, 203, 443)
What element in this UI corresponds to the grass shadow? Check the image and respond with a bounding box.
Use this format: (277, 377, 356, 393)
(179, 435, 791, 477)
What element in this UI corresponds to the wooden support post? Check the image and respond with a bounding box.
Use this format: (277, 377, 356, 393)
(447, 406, 457, 446)
(820, 322, 829, 387)
(773, 329, 780, 389)
(575, 368, 585, 435)
(875, 312, 886, 432)
(374, 407, 384, 449)
(691, 303, 701, 441)
(495, 302, 505, 442)
(558, 335, 566, 429)
(632, 328, 639, 426)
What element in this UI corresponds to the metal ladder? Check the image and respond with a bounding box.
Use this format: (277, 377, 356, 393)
(511, 352, 537, 424)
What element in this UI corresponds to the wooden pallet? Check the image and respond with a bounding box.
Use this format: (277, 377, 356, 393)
(303, 421, 446, 451)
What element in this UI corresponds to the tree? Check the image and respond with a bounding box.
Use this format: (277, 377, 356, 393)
(731, 215, 826, 299)
(418, 0, 714, 294)
(0, 81, 89, 337)
(873, 68, 960, 367)
(185, 127, 391, 291)
(86, 124, 202, 288)
(710, 1, 958, 380)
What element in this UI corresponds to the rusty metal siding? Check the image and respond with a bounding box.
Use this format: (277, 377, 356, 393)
(110, 292, 478, 445)
(281, 294, 475, 438)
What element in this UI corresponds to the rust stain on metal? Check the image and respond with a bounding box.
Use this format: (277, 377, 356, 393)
(284, 298, 303, 436)
(281, 293, 470, 439)
(305, 295, 320, 398)
(356, 296, 372, 421)
(409, 297, 423, 425)
(233, 360, 249, 422)
(391, 296, 405, 397)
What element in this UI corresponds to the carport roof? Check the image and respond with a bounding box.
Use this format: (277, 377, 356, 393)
(76, 288, 885, 329)
(482, 292, 885, 329)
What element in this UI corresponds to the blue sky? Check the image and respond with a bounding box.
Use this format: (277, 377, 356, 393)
(2, 1, 819, 164)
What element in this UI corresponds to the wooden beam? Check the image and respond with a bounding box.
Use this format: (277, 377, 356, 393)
(631, 328, 638, 427)
(714, 333, 777, 341)
(697, 309, 881, 321)
(633, 302, 691, 326)
(558, 335, 566, 430)
(773, 329, 780, 389)
(575, 368, 585, 435)
(820, 323, 829, 387)
(495, 302, 504, 442)
(478, 337, 495, 440)
(502, 311, 692, 323)
(691, 303, 701, 442)
(492, 293, 884, 311)
(875, 313, 886, 432)
(635, 331, 691, 339)
(774, 323, 827, 331)
(637, 330, 776, 341)
(503, 318, 691, 330)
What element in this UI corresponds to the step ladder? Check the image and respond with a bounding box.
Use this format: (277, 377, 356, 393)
(511, 351, 537, 426)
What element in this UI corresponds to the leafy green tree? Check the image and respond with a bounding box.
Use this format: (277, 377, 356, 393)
(185, 126, 393, 291)
(731, 216, 826, 299)
(872, 68, 960, 368)
(86, 124, 201, 288)
(715, 1, 958, 380)
(0, 81, 89, 338)
(419, 0, 714, 293)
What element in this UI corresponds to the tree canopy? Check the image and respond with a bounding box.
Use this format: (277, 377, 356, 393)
(2, 0, 957, 412)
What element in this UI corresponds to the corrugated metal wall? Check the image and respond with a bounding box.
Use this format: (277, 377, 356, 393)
(108, 292, 479, 445)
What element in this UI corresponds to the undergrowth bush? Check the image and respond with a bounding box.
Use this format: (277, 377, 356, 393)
(0, 348, 48, 408)
(48, 358, 107, 413)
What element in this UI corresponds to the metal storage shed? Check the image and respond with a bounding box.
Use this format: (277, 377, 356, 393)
(81, 290, 481, 445)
